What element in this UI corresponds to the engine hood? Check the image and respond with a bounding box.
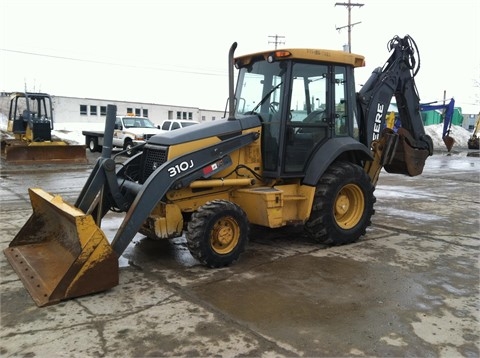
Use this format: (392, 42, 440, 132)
(147, 115, 261, 146)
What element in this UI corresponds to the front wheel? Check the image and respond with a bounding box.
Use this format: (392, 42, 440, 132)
(305, 161, 376, 245)
(186, 200, 249, 268)
(123, 139, 135, 157)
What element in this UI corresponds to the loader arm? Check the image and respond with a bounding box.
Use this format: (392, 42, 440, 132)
(74, 104, 259, 256)
(110, 131, 259, 255)
(357, 35, 433, 184)
(75, 105, 132, 218)
(419, 98, 456, 151)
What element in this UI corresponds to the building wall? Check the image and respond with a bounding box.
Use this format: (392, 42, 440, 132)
(51, 96, 225, 126)
(0, 92, 225, 127)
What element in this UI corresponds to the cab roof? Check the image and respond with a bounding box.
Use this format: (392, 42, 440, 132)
(235, 48, 365, 68)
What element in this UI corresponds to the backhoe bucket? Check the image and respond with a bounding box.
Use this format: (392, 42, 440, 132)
(3, 188, 118, 307)
(384, 127, 430, 177)
(443, 135, 455, 152)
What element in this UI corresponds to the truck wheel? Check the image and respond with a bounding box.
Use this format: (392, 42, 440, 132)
(88, 136, 99, 152)
(186, 200, 249, 268)
(123, 139, 135, 157)
(305, 161, 376, 245)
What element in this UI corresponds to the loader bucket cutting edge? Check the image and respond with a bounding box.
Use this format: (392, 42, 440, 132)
(1, 142, 87, 164)
(3, 188, 119, 307)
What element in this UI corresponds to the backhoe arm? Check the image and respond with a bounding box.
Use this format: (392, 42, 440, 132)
(357, 35, 433, 184)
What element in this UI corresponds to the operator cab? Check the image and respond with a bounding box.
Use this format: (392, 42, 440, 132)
(234, 49, 363, 179)
(8, 92, 54, 141)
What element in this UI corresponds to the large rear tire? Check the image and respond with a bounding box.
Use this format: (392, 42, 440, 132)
(186, 200, 249, 268)
(305, 161, 375, 245)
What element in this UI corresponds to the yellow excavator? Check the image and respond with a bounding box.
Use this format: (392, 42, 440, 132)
(1, 91, 87, 164)
(467, 113, 480, 149)
(4, 35, 434, 307)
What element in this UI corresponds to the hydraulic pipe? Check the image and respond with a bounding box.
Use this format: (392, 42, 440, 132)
(189, 178, 254, 189)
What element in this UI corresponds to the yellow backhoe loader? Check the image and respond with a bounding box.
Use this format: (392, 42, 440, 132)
(467, 113, 480, 149)
(4, 35, 434, 307)
(1, 91, 87, 164)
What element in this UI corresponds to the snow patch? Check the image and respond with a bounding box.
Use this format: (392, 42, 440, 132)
(424, 124, 472, 150)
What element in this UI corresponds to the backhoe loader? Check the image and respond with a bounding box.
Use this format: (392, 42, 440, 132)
(467, 113, 480, 149)
(4, 35, 433, 307)
(1, 92, 87, 164)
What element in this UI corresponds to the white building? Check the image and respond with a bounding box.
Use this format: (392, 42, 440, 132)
(0, 92, 226, 127)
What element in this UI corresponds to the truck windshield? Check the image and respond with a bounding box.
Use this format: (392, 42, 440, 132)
(123, 118, 156, 128)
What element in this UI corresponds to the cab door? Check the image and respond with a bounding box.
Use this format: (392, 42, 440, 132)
(281, 62, 330, 174)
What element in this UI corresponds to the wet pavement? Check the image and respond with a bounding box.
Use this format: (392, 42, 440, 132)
(1, 149, 479, 357)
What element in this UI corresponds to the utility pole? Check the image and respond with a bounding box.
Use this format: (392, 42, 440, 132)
(268, 35, 285, 49)
(335, 0, 364, 53)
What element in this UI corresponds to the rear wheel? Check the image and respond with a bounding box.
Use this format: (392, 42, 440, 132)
(88, 136, 99, 152)
(186, 200, 249, 268)
(305, 161, 375, 245)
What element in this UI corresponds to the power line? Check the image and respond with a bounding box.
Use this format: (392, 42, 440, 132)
(0, 48, 226, 77)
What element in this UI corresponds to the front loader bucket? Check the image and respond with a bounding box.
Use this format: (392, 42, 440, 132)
(3, 188, 118, 307)
(1, 140, 87, 165)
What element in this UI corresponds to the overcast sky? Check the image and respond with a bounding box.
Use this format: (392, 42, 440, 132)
(1, 0, 479, 113)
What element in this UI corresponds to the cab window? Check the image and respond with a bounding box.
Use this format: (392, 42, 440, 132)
(334, 66, 348, 136)
(161, 121, 171, 130)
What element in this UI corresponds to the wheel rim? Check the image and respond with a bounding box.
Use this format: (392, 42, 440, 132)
(334, 184, 364, 229)
(125, 143, 132, 155)
(210, 216, 240, 254)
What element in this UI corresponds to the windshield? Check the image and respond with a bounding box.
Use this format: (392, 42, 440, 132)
(123, 117, 156, 128)
(234, 60, 285, 116)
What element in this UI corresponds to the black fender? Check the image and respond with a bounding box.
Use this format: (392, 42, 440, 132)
(303, 137, 372, 186)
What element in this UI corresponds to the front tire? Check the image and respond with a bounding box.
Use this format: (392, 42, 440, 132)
(305, 161, 375, 245)
(186, 200, 249, 268)
(123, 139, 135, 157)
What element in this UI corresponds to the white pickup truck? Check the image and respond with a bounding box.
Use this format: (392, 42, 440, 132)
(158, 119, 199, 131)
(82, 115, 162, 156)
